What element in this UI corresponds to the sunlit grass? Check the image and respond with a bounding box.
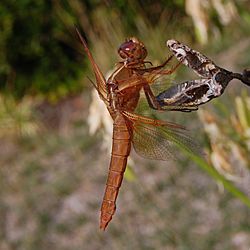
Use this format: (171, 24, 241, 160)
(186, 151, 250, 208)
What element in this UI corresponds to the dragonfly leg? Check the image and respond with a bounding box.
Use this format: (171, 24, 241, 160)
(156, 59, 183, 75)
(115, 75, 144, 92)
(139, 56, 183, 76)
(143, 83, 198, 112)
(143, 84, 163, 110)
(162, 106, 198, 112)
(108, 64, 127, 85)
(145, 55, 174, 71)
(133, 55, 174, 74)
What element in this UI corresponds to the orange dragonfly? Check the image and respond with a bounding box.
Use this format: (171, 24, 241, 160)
(76, 28, 197, 230)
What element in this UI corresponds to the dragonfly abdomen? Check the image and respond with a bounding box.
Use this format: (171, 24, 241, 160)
(100, 113, 131, 230)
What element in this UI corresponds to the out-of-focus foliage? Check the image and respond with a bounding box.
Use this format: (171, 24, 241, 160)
(0, 94, 39, 137)
(199, 90, 250, 181)
(0, 0, 83, 100)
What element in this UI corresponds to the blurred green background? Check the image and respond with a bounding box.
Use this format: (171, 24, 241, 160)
(0, 1, 250, 249)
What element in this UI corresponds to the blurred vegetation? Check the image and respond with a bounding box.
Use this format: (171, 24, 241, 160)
(0, 1, 85, 100)
(0, 1, 250, 250)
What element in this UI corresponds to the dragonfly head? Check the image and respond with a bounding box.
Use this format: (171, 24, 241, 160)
(118, 37, 147, 63)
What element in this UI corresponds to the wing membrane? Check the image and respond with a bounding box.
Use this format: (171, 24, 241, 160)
(123, 111, 200, 161)
(75, 28, 109, 105)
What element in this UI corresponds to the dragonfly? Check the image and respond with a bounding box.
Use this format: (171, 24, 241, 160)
(156, 39, 250, 111)
(75, 28, 198, 230)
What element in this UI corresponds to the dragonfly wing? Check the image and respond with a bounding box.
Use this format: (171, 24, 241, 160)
(133, 121, 199, 161)
(76, 28, 109, 105)
(123, 111, 200, 161)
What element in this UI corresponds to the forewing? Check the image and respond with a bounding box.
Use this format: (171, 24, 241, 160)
(76, 28, 109, 104)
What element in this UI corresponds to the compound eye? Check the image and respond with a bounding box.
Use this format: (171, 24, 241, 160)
(118, 37, 147, 61)
(118, 40, 136, 59)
